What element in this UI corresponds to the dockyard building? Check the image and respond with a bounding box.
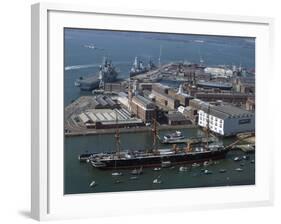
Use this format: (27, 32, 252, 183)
(194, 92, 249, 106)
(151, 83, 192, 109)
(104, 82, 126, 93)
(77, 108, 143, 129)
(198, 104, 255, 136)
(168, 84, 193, 106)
(91, 95, 119, 109)
(131, 95, 157, 124)
(164, 111, 192, 126)
(152, 84, 179, 109)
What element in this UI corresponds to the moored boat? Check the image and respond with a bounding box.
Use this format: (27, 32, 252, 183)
(153, 175, 162, 184)
(112, 172, 122, 176)
(89, 180, 96, 187)
(235, 168, 243, 172)
(130, 167, 143, 175)
(162, 131, 185, 143)
(179, 166, 189, 172)
(204, 169, 212, 175)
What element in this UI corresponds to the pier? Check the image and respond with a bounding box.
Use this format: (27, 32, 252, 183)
(225, 133, 255, 152)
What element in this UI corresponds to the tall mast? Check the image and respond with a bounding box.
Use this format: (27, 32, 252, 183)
(206, 104, 210, 148)
(198, 46, 204, 65)
(115, 111, 121, 158)
(128, 76, 132, 114)
(158, 45, 162, 67)
(151, 111, 158, 153)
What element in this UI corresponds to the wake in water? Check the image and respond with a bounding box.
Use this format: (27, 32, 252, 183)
(65, 64, 100, 71)
(65, 61, 131, 71)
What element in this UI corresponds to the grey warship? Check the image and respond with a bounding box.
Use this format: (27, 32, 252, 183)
(75, 57, 118, 91)
(129, 57, 156, 77)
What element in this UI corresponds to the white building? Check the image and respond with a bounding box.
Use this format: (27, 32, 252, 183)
(198, 104, 255, 136)
(177, 106, 186, 114)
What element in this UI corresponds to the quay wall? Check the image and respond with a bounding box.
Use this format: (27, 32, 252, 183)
(65, 124, 197, 137)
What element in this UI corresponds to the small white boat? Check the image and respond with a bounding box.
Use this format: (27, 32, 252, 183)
(129, 176, 139, 180)
(89, 180, 96, 187)
(204, 169, 212, 175)
(203, 161, 210, 166)
(112, 172, 123, 176)
(219, 169, 227, 173)
(163, 131, 185, 142)
(153, 167, 161, 171)
(251, 159, 255, 164)
(192, 162, 200, 167)
(242, 155, 249, 160)
(233, 157, 241, 161)
(153, 177, 162, 184)
(235, 168, 243, 172)
(179, 166, 189, 172)
(84, 44, 96, 49)
(131, 167, 143, 175)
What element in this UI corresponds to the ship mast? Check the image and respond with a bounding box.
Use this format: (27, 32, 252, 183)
(115, 111, 121, 158)
(198, 46, 204, 66)
(151, 111, 158, 153)
(206, 104, 210, 149)
(128, 75, 132, 115)
(158, 45, 162, 68)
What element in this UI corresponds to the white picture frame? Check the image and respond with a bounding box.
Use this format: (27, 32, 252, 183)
(31, 2, 274, 221)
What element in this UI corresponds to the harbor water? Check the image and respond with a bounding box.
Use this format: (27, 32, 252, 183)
(64, 128, 255, 194)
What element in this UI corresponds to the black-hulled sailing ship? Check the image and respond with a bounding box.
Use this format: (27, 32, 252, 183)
(79, 107, 229, 169)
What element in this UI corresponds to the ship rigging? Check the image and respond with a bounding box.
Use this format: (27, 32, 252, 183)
(84, 108, 228, 169)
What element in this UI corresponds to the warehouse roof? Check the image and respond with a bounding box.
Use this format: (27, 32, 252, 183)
(132, 95, 155, 109)
(200, 104, 254, 119)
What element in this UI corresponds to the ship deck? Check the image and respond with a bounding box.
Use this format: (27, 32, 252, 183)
(91, 145, 225, 162)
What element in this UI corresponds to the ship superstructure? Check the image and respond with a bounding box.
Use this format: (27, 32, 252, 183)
(129, 57, 156, 77)
(75, 57, 118, 91)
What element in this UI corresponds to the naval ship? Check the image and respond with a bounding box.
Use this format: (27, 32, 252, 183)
(79, 110, 229, 169)
(75, 57, 118, 91)
(129, 57, 156, 77)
